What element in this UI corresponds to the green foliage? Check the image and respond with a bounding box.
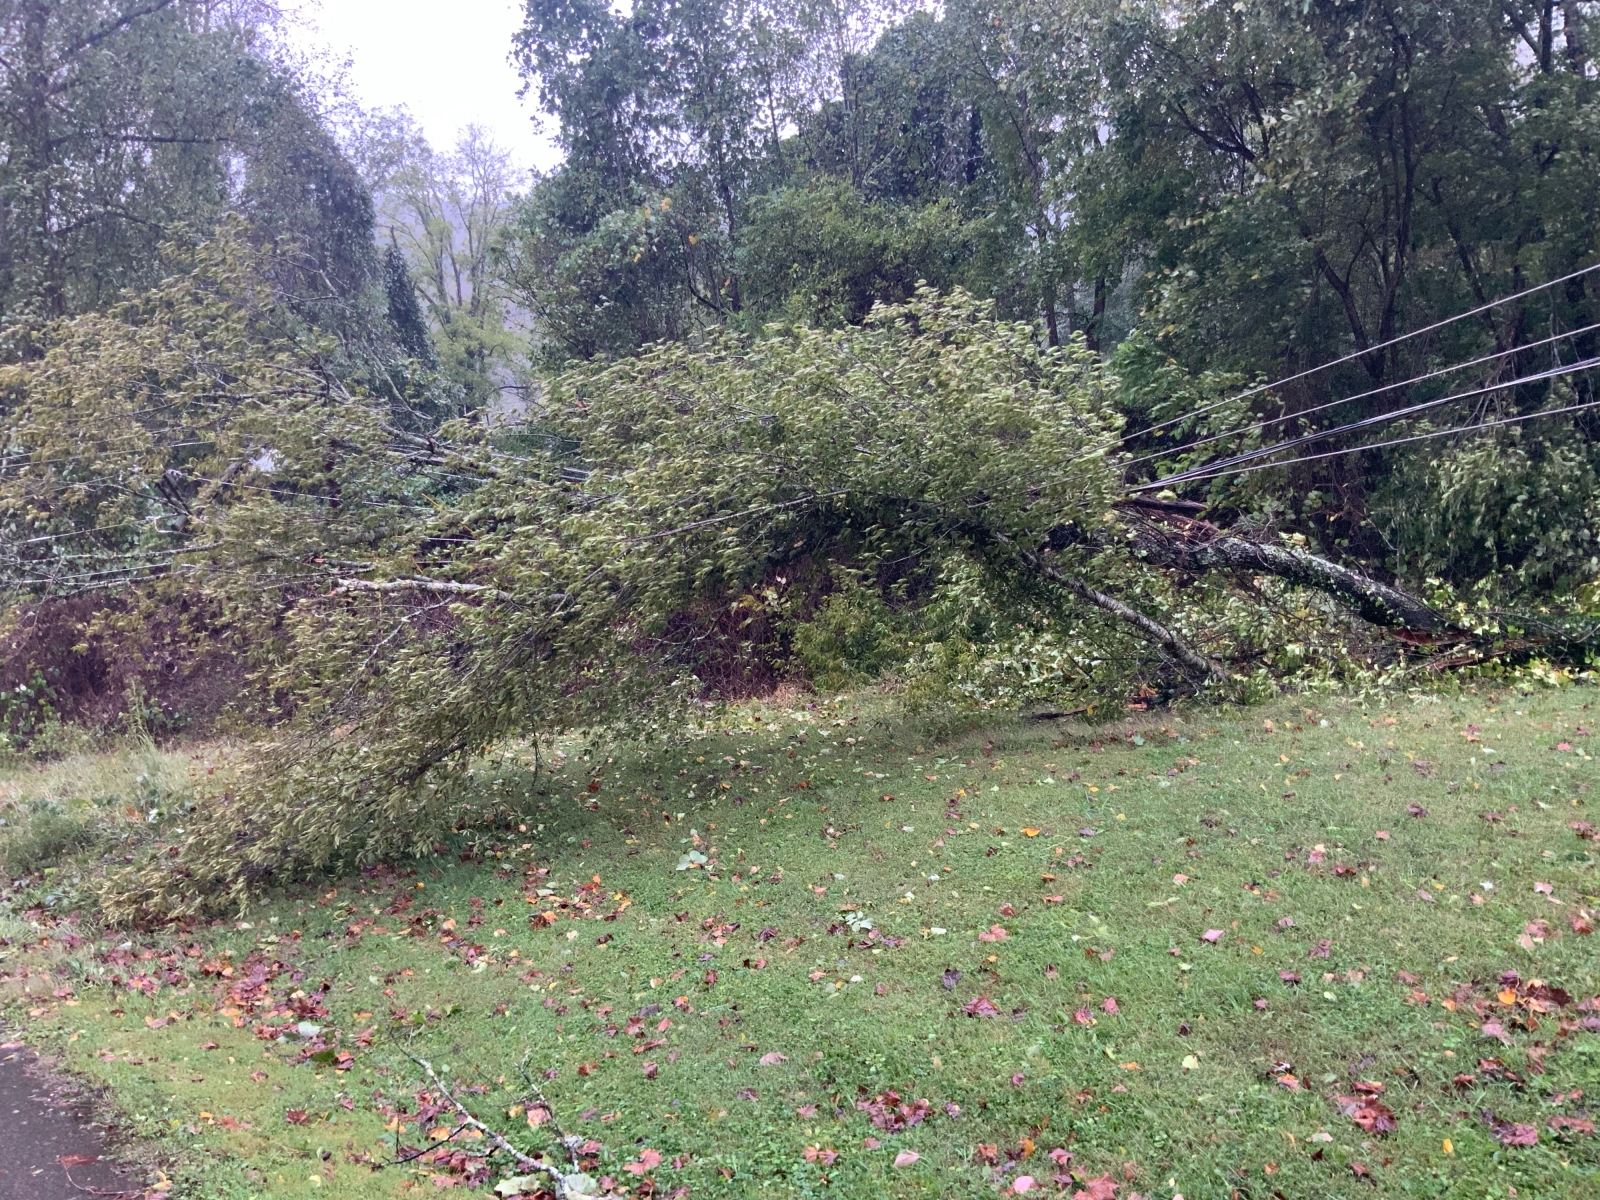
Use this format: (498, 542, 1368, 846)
(739, 183, 976, 327)
(787, 572, 908, 688)
(0, 0, 381, 357)
(1088, 0, 1600, 580)
(0, 222, 407, 604)
(1372, 397, 1600, 597)
(66, 280, 1157, 916)
(0, 801, 98, 878)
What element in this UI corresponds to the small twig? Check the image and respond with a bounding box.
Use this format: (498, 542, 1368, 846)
(57, 1164, 140, 1198)
(394, 1119, 474, 1165)
(517, 1050, 582, 1169)
(400, 1048, 570, 1192)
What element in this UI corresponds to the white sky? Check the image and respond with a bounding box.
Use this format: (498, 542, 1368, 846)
(286, 0, 561, 172)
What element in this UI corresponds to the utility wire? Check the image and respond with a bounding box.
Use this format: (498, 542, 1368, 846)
(1113, 260, 1600, 448)
(1119, 319, 1600, 471)
(1131, 354, 1600, 492)
(1134, 394, 1600, 492)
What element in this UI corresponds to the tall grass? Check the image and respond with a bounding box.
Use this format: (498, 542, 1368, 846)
(0, 737, 236, 880)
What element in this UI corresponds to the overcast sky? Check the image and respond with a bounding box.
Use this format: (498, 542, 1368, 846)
(287, 0, 561, 171)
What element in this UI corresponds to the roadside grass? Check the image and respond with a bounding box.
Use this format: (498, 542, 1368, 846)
(1, 686, 1598, 1200)
(0, 738, 239, 879)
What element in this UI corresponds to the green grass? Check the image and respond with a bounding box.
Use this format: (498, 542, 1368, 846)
(3, 686, 1599, 1200)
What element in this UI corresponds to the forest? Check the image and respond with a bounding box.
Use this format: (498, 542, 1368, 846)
(0, 2, 1598, 1198)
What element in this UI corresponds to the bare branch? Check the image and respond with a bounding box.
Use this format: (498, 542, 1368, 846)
(332, 577, 516, 603)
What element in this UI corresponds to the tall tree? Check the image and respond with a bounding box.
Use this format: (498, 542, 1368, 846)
(0, 0, 379, 358)
(368, 119, 527, 412)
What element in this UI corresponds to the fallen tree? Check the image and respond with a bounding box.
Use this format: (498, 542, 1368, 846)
(4, 251, 1589, 916)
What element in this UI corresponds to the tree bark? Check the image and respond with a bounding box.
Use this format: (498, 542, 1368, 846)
(1129, 527, 1443, 632)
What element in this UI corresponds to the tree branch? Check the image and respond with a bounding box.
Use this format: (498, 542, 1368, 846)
(993, 533, 1229, 683)
(401, 1050, 577, 1193)
(332, 577, 516, 602)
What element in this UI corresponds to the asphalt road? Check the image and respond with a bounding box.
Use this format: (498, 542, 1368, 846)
(0, 1040, 138, 1199)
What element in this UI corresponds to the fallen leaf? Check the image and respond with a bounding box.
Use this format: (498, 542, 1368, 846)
(802, 1145, 839, 1165)
(1279, 971, 1301, 984)
(623, 1148, 664, 1175)
(285, 1110, 309, 1125)
(1407, 804, 1427, 818)
(978, 925, 1009, 942)
(1072, 1173, 1118, 1200)
(1200, 929, 1223, 944)
(892, 1150, 920, 1168)
(1549, 1116, 1596, 1135)
(1309, 938, 1332, 959)
(1332, 1093, 1398, 1134)
(964, 995, 1000, 1018)
(1100, 996, 1119, 1015)
(1013, 1176, 1036, 1193)
(1483, 1111, 1538, 1146)
(942, 968, 962, 990)
(1535, 882, 1554, 895)
(758, 1052, 787, 1066)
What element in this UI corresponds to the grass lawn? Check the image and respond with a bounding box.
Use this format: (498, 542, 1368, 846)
(2, 685, 1598, 1200)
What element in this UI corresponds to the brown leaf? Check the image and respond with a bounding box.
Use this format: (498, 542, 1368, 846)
(1332, 1094, 1398, 1134)
(1072, 1174, 1118, 1200)
(1483, 1111, 1538, 1146)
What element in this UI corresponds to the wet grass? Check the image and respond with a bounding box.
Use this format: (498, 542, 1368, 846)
(2, 685, 1598, 1199)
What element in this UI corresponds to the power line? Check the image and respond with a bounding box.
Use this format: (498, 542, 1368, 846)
(1113, 260, 1600, 449)
(1118, 320, 1600, 471)
(1139, 395, 1600, 491)
(1131, 354, 1600, 492)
